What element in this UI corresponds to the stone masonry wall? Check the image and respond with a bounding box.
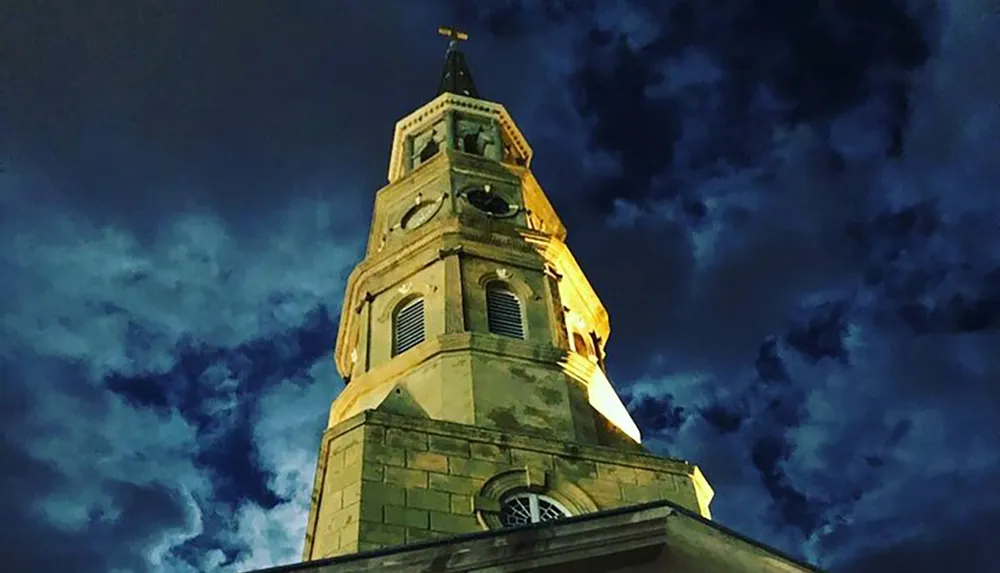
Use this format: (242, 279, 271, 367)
(303, 424, 365, 560)
(305, 409, 708, 558)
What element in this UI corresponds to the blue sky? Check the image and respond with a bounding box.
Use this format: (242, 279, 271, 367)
(1, 1, 998, 571)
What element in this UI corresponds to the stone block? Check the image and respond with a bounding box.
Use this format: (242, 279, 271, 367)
(326, 461, 361, 485)
(469, 442, 509, 462)
(386, 428, 428, 451)
(510, 448, 553, 470)
(384, 505, 430, 529)
(450, 494, 473, 515)
(338, 520, 361, 552)
(406, 488, 450, 512)
(359, 500, 383, 523)
(360, 522, 407, 546)
(429, 511, 479, 534)
(620, 483, 668, 503)
(361, 462, 384, 482)
(329, 506, 359, 531)
(341, 480, 362, 507)
(633, 468, 661, 486)
(596, 462, 639, 483)
(448, 456, 504, 479)
(429, 434, 471, 457)
(365, 425, 386, 445)
(554, 456, 598, 479)
(343, 443, 363, 467)
(321, 487, 343, 512)
(361, 480, 406, 506)
(330, 429, 363, 454)
(385, 466, 429, 488)
(576, 477, 624, 504)
(407, 450, 449, 473)
(365, 441, 406, 467)
(428, 472, 481, 494)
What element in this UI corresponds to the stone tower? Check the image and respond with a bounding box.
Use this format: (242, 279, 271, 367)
(301, 30, 715, 560)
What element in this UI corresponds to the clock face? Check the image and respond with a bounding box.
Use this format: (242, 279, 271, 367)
(465, 187, 512, 216)
(400, 200, 440, 230)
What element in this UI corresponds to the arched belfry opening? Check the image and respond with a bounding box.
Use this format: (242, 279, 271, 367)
(485, 281, 524, 340)
(462, 130, 482, 155)
(392, 296, 425, 356)
(418, 139, 439, 163)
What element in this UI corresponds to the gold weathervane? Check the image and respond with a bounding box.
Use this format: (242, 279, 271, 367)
(437, 26, 469, 50)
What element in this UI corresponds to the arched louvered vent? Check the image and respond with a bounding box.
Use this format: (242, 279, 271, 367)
(486, 283, 524, 339)
(393, 297, 425, 355)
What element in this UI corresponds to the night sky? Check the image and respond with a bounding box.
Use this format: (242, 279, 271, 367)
(2, 1, 999, 572)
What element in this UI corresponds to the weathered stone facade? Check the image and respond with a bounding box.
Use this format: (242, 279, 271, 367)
(302, 410, 714, 558)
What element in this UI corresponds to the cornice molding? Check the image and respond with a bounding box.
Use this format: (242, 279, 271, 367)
(387, 93, 533, 183)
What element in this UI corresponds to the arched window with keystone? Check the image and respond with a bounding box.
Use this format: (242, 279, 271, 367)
(392, 297, 425, 356)
(473, 468, 599, 530)
(485, 282, 524, 339)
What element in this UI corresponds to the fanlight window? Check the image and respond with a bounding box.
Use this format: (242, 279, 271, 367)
(393, 297, 425, 356)
(499, 493, 570, 528)
(486, 283, 524, 339)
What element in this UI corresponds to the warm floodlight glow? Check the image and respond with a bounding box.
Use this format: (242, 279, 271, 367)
(560, 353, 641, 443)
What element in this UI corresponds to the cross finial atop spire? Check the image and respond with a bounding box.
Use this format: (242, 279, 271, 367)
(437, 26, 469, 52)
(435, 26, 479, 98)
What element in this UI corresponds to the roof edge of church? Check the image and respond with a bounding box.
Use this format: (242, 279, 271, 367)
(247, 498, 826, 573)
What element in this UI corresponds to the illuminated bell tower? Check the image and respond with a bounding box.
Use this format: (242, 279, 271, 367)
(302, 28, 714, 559)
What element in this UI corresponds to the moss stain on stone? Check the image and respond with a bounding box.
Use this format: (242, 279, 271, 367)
(486, 407, 520, 431)
(535, 386, 562, 406)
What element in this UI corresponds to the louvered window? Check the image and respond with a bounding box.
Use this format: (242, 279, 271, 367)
(486, 284, 524, 339)
(393, 298, 425, 355)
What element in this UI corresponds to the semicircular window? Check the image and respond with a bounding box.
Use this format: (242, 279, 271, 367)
(499, 493, 570, 528)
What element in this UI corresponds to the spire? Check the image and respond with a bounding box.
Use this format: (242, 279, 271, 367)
(436, 26, 480, 99)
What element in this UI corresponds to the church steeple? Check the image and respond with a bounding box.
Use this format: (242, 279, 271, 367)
(300, 28, 715, 562)
(436, 27, 479, 98)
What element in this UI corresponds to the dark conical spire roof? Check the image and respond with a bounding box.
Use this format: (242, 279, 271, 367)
(436, 27, 479, 99)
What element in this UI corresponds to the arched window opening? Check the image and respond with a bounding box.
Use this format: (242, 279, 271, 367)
(499, 493, 570, 528)
(462, 131, 483, 155)
(572, 332, 589, 356)
(419, 139, 439, 163)
(486, 283, 524, 339)
(393, 297, 425, 356)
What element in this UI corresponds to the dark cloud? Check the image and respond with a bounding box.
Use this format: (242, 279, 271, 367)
(0, 171, 349, 569)
(570, 34, 682, 210)
(784, 301, 851, 364)
(623, 391, 687, 434)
